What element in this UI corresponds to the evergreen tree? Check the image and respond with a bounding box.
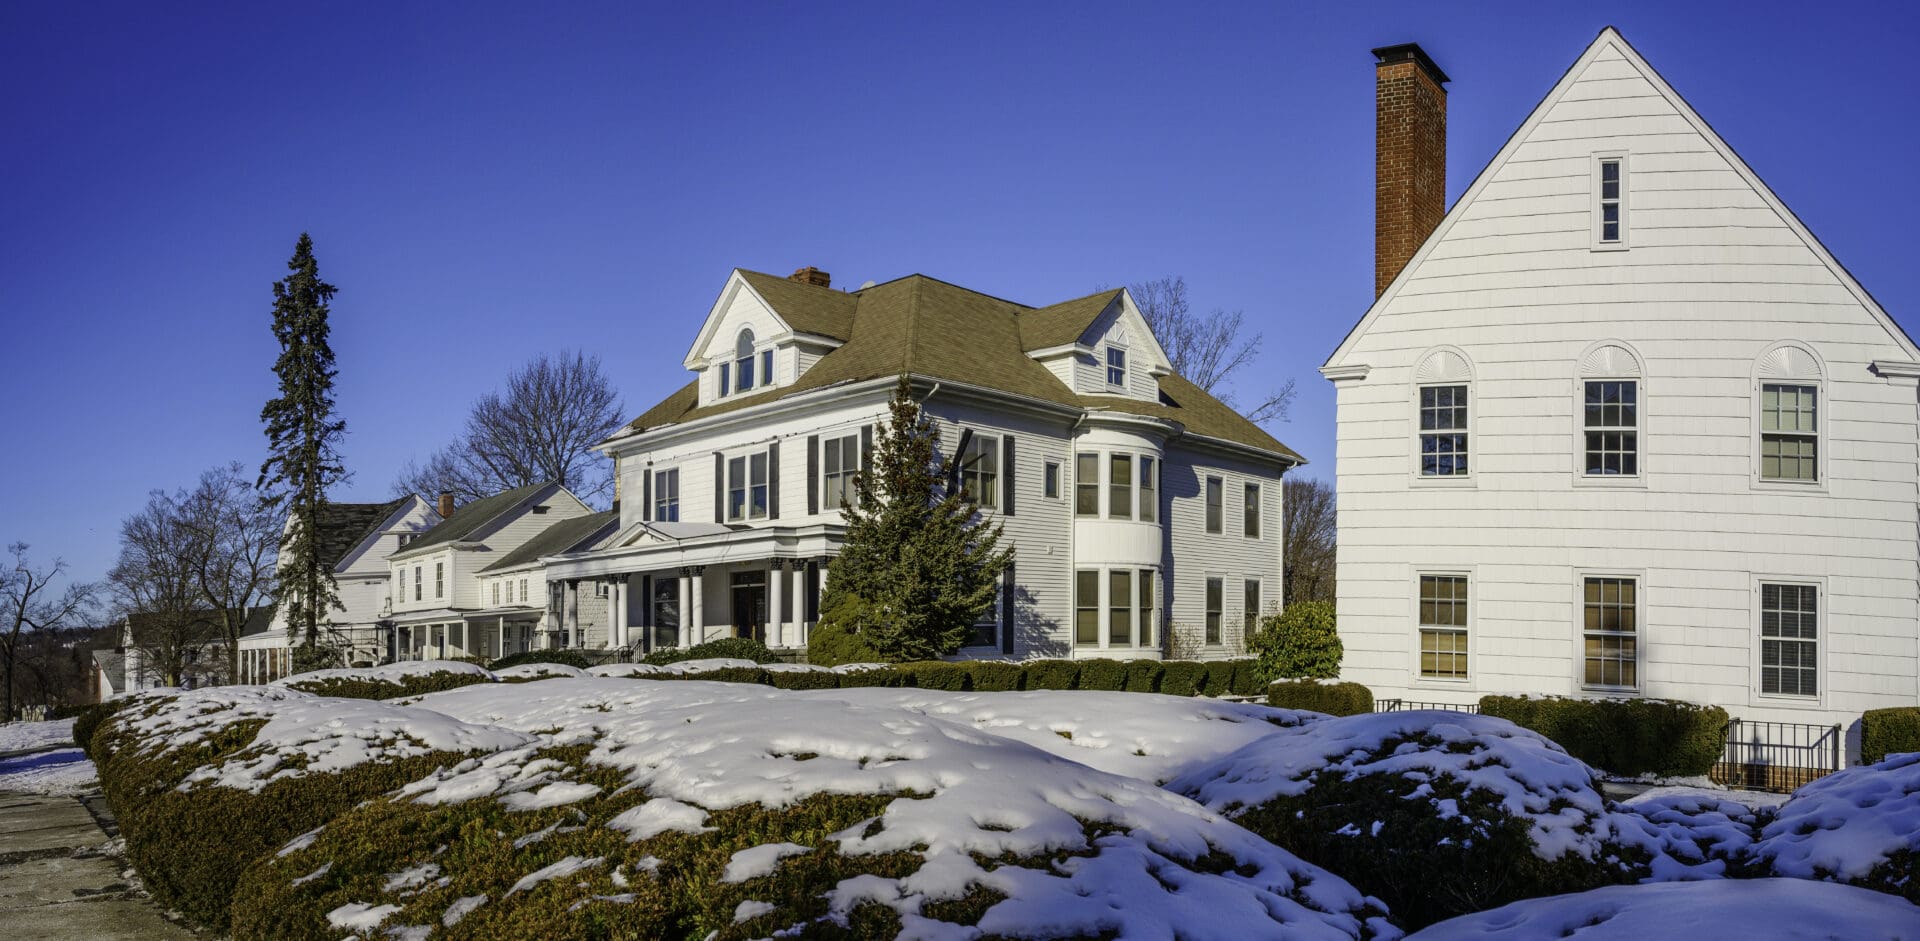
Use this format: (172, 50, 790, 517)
(817, 376, 1012, 661)
(258, 233, 348, 658)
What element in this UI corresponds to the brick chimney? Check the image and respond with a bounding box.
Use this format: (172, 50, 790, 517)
(1374, 43, 1450, 298)
(788, 266, 831, 288)
(437, 492, 455, 518)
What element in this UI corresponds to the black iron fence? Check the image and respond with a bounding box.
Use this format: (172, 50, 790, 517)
(1376, 698, 1480, 714)
(1713, 718, 1843, 792)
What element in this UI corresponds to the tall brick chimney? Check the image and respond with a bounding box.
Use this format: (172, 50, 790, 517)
(1374, 43, 1449, 298)
(789, 266, 831, 288)
(438, 492, 455, 518)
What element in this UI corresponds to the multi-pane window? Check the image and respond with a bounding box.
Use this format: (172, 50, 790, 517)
(1075, 570, 1099, 645)
(1138, 570, 1156, 648)
(1109, 570, 1133, 645)
(1243, 579, 1261, 635)
(1582, 577, 1638, 688)
(760, 349, 774, 388)
(735, 329, 756, 393)
(1598, 158, 1624, 243)
(1584, 380, 1638, 476)
(1761, 583, 1818, 696)
(959, 434, 999, 509)
(1075, 454, 1099, 517)
(519, 578, 528, 603)
(1044, 461, 1060, 499)
(1205, 577, 1223, 645)
(822, 434, 859, 510)
(1244, 483, 1261, 538)
(1205, 477, 1223, 534)
(414, 566, 422, 601)
(1106, 347, 1127, 386)
(1139, 457, 1157, 523)
(1419, 575, 1469, 679)
(492, 582, 500, 606)
(1420, 385, 1470, 476)
(749, 453, 769, 518)
(728, 456, 747, 520)
(653, 469, 679, 522)
(1761, 384, 1818, 482)
(717, 362, 730, 398)
(435, 562, 445, 599)
(1108, 453, 1133, 520)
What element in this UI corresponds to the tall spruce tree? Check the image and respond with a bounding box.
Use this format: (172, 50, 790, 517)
(818, 376, 1012, 661)
(258, 233, 348, 657)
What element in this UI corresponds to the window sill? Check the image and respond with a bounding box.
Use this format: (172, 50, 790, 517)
(1589, 243, 1630, 253)
(1410, 474, 1476, 489)
(1413, 675, 1472, 686)
(1751, 478, 1826, 494)
(1572, 474, 1646, 489)
(1579, 686, 1640, 697)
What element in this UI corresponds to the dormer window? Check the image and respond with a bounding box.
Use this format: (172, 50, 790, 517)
(760, 349, 773, 387)
(735, 329, 756, 393)
(1106, 347, 1127, 387)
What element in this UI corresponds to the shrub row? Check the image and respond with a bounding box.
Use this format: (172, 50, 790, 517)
(1861, 706, 1920, 765)
(665, 657, 1265, 697)
(487, 649, 591, 671)
(1479, 694, 1730, 777)
(279, 668, 489, 702)
(640, 636, 780, 667)
(1266, 680, 1374, 716)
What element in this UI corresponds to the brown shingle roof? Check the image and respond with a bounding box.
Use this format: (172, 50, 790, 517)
(480, 510, 620, 573)
(395, 483, 551, 557)
(314, 497, 411, 572)
(613, 273, 1302, 464)
(736, 269, 858, 340)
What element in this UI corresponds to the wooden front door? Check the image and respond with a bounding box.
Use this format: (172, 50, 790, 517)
(730, 571, 766, 643)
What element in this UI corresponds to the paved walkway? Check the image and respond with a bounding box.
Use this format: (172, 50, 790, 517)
(0, 792, 194, 939)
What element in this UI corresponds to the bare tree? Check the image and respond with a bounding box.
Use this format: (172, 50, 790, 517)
(396, 351, 625, 506)
(1128, 276, 1296, 425)
(2, 543, 96, 720)
(1283, 476, 1336, 605)
(178, 463, 280, 683)
(109, 493, 225, 689)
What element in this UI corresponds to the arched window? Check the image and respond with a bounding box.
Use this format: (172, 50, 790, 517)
(1413, 348, 1473, 479)
(735, 329, 756, 393)
(1754, 342, 1824, 485)
(1577, 342, 1644, 479)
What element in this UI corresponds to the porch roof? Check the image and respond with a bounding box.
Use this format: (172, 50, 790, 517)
(543, 522, 845, 580)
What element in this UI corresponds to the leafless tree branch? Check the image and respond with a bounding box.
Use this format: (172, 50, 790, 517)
(1128, 275, 1296, 427)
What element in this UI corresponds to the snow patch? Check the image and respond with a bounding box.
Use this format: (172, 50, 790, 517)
(1405, 878, 1920, 940)
(506, 855, 604, 896)
(722, 842, 811, 883)
(1751, 751, 1920, 882)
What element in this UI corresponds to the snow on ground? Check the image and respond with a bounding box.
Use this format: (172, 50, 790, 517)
(0, 717, 78, 752)
(1750, 751, 1920, 883)
(1620, 783, 1788, 810)
(0, 747, 97, 795)
(807, 687, 1317, 783)
(1404, 878, 1920, 940)
(493, 662, 589, 680)
(273, 659, 494, 687)
(660, 657, 761, 673)
(585, 663, 666, 677)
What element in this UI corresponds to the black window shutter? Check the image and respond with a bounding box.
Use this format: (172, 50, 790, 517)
(1000, 563, 1015, 654)
(1002, 436, 1016, 516)
(768, 442, 780, 519)
(642, 470, 652, 522)
(713, 452, 724, 522)
(950, 428, 973, 495)
(807, 435, 820, 515)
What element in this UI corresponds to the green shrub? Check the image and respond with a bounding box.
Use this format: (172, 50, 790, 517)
(74, 699, 133, 758)
(674, 666, 772, 686)
(280, 669, 489, 701)
(1021, 659, 1079, 691)
(1075, 658, 1129, 691)
(1479, 695, 1729, 777)
(1266, 681, 1373, 716)
(1159, 661, 1206, 698)
(834, 666, 907, 688)
(1200, 660, 1238, 696)
(894, 661, 972, 691)
(766, 669, 843, 691)
(644, 636, 780, 667)
(1247, 601, 1342, 682)
(1862, 706, 1920, 765)
(1228, 659, 1263, 696)
(799, 600, 888, 667)
(1123, 660, 1164, 694)
(487, 649, 591, 671)
(964, 660, 1024, 692)
(47, 702, 91, 720)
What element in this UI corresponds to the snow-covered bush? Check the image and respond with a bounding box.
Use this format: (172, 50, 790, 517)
(969, 659, 1026, 691)
(1478, 695, 1728, 777)
(1159, 660, 1206, 697)
(1266, 680, 1373, 716)
(1862, 706, 1920, 764)
(487, 649, 591, 671)
(232, 684, 1397, 940)
(1404, 878, 1920, 940)
(1749, 750, 1920, 904)
(1021, 658, 1079, 690)
(1169, 711, 1655, 930)
(585, 662, 668, 678)
(494, 662, 591, 682)
(641, 636, 778, 666)
(277, 659, 494, 701)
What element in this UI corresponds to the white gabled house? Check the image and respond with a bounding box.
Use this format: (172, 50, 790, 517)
(544, 266, 1304, 660)
(1324, 29, 1920, 752)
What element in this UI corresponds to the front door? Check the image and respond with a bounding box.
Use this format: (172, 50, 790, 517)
(730, 571, 767, 643)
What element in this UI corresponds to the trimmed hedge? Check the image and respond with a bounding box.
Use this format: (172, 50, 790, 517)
(766, 669, 842, 691)
(1266, 681, 1374, 716)
(1479, 695, 1729, 777)
(895, 661, 972, 691)
(280, 669, 489, 702)
(834, 666, 908, 688)
(800, 605, 884, 667)
(1247, 600, 1342, 682)
(1862, 706, 1920, 765)
(966, 660, 1024, 692)
(1229, 659, 1263, 696)
(1159, 661, 1206, 698)
(675, 666, 771, 686)
(1201, 660, 1238, 697)
(643, 636, 779, 667)
(74, 699, 135, 758)
(1076, 658, 1129, 692)
(1123, 660, 1164, 694)
(1022, 659, 1079, 690)
(487, 649, 590, 671)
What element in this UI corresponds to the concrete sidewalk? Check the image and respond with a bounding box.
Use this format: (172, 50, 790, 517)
(0, 792, 194, 939)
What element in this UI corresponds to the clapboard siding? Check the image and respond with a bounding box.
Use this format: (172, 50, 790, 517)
(1326, 30, 1920, 736)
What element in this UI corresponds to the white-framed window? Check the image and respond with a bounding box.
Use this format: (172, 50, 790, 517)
(717, 362, 730, 398)
(728, 453, 770, 521)
(1580, 575, 1639, 690)
(1583, 380, 1639, 476)
(1759, 581, 1819, 698)
(1074, 570, 1099, 646)
(1138, 457, 1156, 523)
(822, 434, 859, 511)
(1106, 347, 1127, 387)
(1108, 569, 1133, 645)
(1243, 483, 1260, 538)
(1137, 569, 1157, 649)
(1243, 578, 1261, 636)
(760, 349, 774, 388)
(735, 329, 756, 393)
(958, 433, 1000, 509)
(1044, 461, 1060, 499)
(1073, 567, 1158, 649)
(1760, 383, 1818, 482)
(1419, 384, 1470, 476)
(1075, 454, 1099, 517)
(519, 578, 528, 604)
(1205, 577, 1223, 646)
(654, 468, 679, 522)
(1418, 574, 1469, 680)
(492, 582, 500, 606)
(1204, 476, 1223, 534)
(1108, 453, 1133, 520)
(1593, 153, 1627, 248)
(414, 566, 422, 601)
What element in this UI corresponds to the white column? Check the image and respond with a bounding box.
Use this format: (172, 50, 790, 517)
(792, 561, 809, 646)
(565, 581, 580, 649)
(677, 570, 692, 649)
(687, 567, 705, 648)
(611, 578, 626, 648)
(768, 560, 786, 648)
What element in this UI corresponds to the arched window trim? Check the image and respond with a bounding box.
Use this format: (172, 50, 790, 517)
(1573, 340, 1647, 486)
(1410, 346, 1475, 486)
(734, 328, 757, 393)
(1751, 341, 1827, 491)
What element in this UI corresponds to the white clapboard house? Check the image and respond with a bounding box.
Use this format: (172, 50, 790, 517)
(541, 266, 1303, 660)
(1324, 29, 1920, 750)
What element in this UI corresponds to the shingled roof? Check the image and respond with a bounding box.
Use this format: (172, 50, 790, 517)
(479, 509, 620, 573)
(614, 272, 1303, 463)
(395, 483, 553, 557)
(314, 497, 412, 572)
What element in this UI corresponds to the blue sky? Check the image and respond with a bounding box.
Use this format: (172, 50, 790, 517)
(3, 1, 1915, 592)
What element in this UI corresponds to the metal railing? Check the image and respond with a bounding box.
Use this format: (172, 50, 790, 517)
(1375, 698, 1480, 714)
(1713, 719, 1843, 792)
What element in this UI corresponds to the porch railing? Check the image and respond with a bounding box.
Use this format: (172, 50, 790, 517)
(1375, 698, 1480, 714)
(1712, 718, 1843, 793)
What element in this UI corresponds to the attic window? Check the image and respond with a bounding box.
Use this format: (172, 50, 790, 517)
(735, 329, 757, 393)
(532, 505, 550, 514)
(1594, 155, 1627, 248)
(1106, 348, 1127, 387)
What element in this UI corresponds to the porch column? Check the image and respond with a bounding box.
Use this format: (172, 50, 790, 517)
(791, 561, 808, 646)
(768, 560, 786, 647)
(565, 580, 581, 649)
(610, 578, 626, 648)
(685, 566, 705, 648)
